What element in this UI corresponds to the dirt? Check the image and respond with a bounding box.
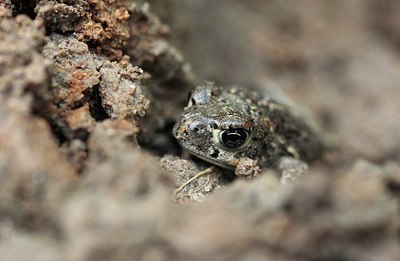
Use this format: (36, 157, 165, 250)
(0, 1, 399, 260)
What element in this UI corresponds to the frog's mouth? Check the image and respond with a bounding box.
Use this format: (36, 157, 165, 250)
(180, 146, 235, 170)
(191, 151, 236, 170)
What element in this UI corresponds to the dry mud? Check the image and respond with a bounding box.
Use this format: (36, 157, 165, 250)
(0, 1, 399, 260)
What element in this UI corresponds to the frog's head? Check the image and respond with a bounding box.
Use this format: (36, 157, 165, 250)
(173, 83, 265, 169)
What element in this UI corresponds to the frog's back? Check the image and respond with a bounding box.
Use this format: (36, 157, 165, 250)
(259, 100, 325, 165)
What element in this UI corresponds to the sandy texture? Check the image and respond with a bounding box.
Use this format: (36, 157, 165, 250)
(36, 0, 130, 60)
(0, 1, 399, 261)
(160, 155, 225, 204)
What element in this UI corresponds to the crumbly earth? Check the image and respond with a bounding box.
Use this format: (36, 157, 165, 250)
(160, 155, 225, 204)
(0, 1, 399, 261)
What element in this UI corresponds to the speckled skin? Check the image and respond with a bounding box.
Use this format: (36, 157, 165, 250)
(173, 82, 324, 170)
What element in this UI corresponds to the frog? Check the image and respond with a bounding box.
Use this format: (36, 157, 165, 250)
(173, 81, 325, 182)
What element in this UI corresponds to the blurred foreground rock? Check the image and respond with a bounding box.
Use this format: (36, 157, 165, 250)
(0, 1, 399, 261)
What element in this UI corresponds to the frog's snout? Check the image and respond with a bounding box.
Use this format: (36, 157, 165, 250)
(173, 117, 207, 140)
(172, 121, 182, 139)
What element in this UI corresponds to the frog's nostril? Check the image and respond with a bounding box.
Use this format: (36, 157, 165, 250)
(189, 123, 202, 133)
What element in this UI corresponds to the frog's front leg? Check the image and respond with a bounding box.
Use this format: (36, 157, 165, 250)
(235, 157, 262, 178)
(276, 156, 308, 184)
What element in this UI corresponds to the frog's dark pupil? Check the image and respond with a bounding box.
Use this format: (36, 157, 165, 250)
(221, 129, 249, 148)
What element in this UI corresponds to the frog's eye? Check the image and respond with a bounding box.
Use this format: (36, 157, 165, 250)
(219, 129, 249, 148)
